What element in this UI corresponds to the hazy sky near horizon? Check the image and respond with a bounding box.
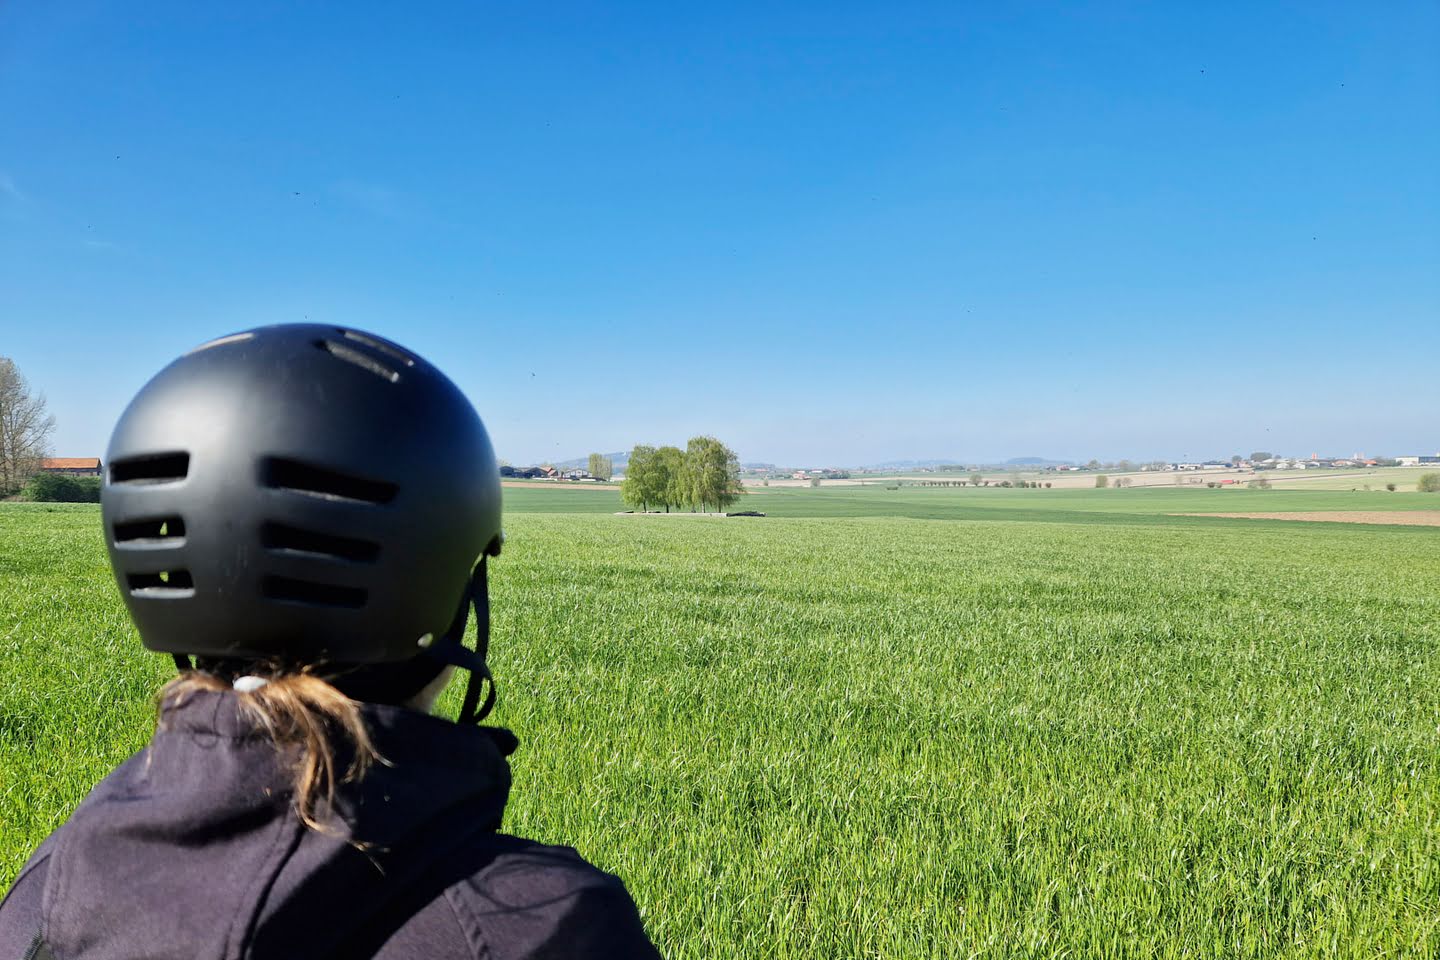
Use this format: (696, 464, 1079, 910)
(3, 2, 1437, 466)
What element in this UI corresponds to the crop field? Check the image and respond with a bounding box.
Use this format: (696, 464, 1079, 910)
(1226, 468, 1437, 492)
(2, 495, 1438, 958)
(504, 480, 1440, 523)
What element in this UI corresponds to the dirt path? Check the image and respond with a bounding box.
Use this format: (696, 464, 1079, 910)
(1173, 511, 1440, 527)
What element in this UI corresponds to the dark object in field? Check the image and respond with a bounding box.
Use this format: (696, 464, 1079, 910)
(725, 510, 766, 517)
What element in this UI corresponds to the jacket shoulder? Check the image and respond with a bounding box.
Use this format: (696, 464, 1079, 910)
(444, 837, 661, 960)
(0, 833, 57, 958)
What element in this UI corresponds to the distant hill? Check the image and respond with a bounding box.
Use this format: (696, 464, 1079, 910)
(545, 451, 630, 471)
(539, 454, 773, 472)
(864, 459, 966, 470)
(526, 453, 1070, 472)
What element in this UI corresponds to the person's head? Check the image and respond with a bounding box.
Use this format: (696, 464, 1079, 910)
(101, 324, 502, 823)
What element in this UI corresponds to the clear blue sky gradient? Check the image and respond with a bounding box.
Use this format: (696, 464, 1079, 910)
(3, 2, 1437, 466)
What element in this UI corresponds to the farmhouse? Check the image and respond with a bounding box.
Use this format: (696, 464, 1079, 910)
(40, 457, 102, 477)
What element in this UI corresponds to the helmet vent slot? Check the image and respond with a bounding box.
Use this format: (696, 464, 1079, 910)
(262, 522, 380, 563)
(114, 516, 187, 546)
(261, 457, 398, 505)
(341, 330, 416, 367)
(128, 570, 195, 598)
(110, 452, 190, 485)
(316, 339, 401, 383)
(263, 575, 367, 609)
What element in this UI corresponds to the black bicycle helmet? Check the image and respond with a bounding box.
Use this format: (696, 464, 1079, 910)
(101, 324, 503, 720)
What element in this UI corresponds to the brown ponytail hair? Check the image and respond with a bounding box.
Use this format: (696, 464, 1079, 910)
(159, 670, 382, 832)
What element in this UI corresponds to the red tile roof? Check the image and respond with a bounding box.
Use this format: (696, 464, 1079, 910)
(41, 458, 101, 469)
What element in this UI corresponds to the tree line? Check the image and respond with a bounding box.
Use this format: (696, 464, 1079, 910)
(0, 357, 55, 496)
(621, 437, 743, 513)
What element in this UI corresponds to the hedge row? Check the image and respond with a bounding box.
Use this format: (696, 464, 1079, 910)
(22, 474, 102, 502)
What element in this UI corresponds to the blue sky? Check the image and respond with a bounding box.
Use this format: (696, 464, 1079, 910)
(3, 2, 1436, 466)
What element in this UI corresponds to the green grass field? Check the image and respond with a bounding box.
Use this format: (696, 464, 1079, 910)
(504, 480, 1440, 524)
(3, 493, 1438, 958)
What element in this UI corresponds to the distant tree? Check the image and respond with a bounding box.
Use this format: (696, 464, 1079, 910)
(1044, 482, 1052, 488)
(808, 476, 821, 488)
(1230, 455, 1242, 466)
(1112, 476, 1131, 488)
(587, 452, 613, 481)
(1248, 477, 1272, 490)
(620, 445, 657, 512)
(0, 357, 54, 495)
(654, 445, 686, 511)
(684, 436, 743, 511)
(1095, 475, 1109, 488)
(969, 472, 984, 486)
(1086, 459, 1101, 470)
(1418, 472, 1440, 493)
(1249, 451, 1272, 463)
(1386, 483, 1397, 492)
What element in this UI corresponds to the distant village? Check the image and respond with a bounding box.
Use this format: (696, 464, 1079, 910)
(500, 464, 606, 482)
(739, 452, 1440, 483)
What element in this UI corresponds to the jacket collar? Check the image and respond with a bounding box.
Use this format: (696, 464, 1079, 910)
(153, 688, 517, 841)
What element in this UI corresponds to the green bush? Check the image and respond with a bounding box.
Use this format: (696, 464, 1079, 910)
(1418, 472, 1440, 493)
(24, 473, 101, 503)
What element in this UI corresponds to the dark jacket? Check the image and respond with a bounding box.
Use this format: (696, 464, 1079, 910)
(0, 691, 661, 959)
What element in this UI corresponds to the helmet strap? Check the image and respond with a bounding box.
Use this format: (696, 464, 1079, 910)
(456, 559, 496, 725)
(168, 564, 497, 723)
